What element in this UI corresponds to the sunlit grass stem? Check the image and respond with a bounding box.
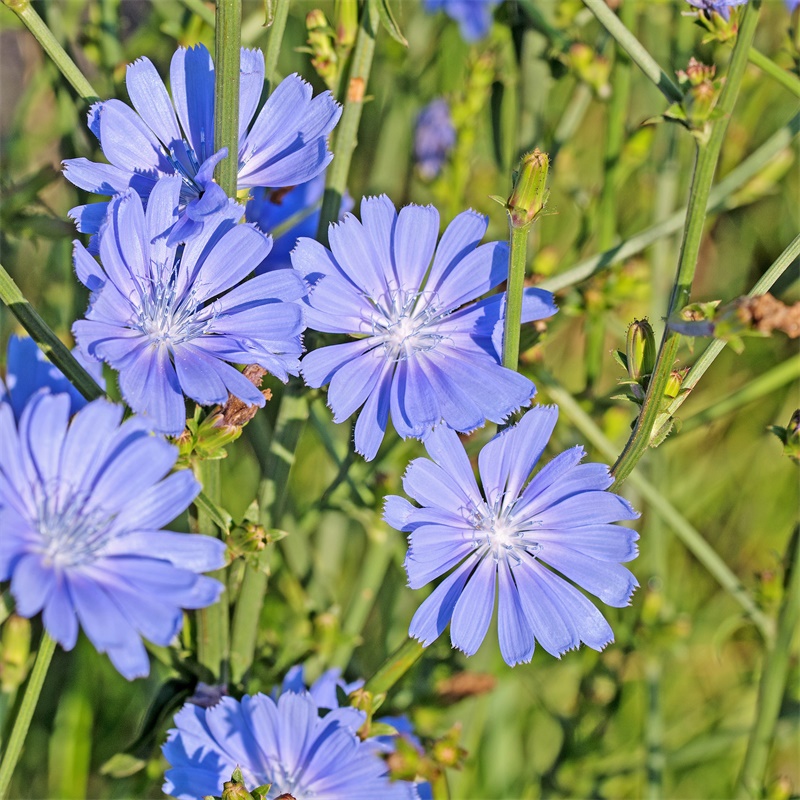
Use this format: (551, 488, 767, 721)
(0, 263, 104, 402)
(748, 47, 800, 99)
(264, 0, 291, 95)
(362, 638, 426, 697)
(1, 0, 99, 104)
(581, 0, 683, 104)
(539, 110, 800, 293)
(736, 527, 800, 799)
(316, 0, 379, 244)
(0, 632, 56, 799)
(611, 0, 763, 489)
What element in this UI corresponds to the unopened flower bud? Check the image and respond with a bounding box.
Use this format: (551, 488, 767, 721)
(664, 368, 689, 402)
(625, 319, 656, 383)
(507, 149, 549, 229)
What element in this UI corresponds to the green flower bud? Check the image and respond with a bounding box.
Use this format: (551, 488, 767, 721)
(507, 149, 549, 229)
(625, 319, 656, 383)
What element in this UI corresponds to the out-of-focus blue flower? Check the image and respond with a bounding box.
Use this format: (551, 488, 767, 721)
(686, 0, 748, 20)
(414, 100, 456, 181)
(162, 682, 420, 799)
(786, 0, 799, 11)
(294, 195, 558, 461)
(384, 405, 640, 666)
(63, 44, 341, 238)
(0, 335, 104, 420)
(0, 391, 225, 679)
(246, 174, 353, 273)
(424, 0, 499, 41)
(72, 177, 306, 436)
(278, 663, 363, 707)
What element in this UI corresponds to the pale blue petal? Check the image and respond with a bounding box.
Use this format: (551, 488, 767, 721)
(450, 557, 496, 656)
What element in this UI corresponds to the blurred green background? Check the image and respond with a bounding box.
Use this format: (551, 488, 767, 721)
(0, 1, 798, 798)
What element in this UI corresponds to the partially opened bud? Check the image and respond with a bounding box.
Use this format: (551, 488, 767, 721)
(625, 319, 656, 382)
(507, 149, 550, 229)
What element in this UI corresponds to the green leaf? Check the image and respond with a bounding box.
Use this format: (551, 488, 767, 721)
(99, 753, 147, 778)
(370, 0, 407, 46)
(195, 491, 233, 534)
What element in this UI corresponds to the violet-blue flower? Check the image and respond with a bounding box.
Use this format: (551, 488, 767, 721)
(294, 195, 558, 460)
(72, 177, 306, 436)
(424, 0, 499, 41)
(384, 405, 640, 666)
(414, 99, 456, 180)
(162, 686, 420, 799)
(686, 0, 748, 20)
(246, 173, 353, 273)
(0, 390, 225, 680)
(0, 334, 103, 420)
(63, 44, 341, 238)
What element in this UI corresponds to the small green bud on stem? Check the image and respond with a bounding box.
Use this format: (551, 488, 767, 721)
(506, 149, 550, 229)
(625, 318, 657, 384)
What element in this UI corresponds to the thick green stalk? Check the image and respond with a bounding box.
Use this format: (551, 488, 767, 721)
(581, 0, 683, 104)
(680, 356, 800, 435)
(539, 111, 800, 293)
(748, 47, 800, 99)
(214, 0, 242, 196)
(537, 369, 774, 643)
(263, 0, 291, 95)
(663, 231, 800, 420)
(316, 0, 379, 244)
(1, 0, 99, 104)
(331, 529, 396, 671)
(736, 528, 800, 799)
(229, 388, 309, 685)
(502, 225, 528, 371)
(363, 638, 425, 697)
(0, 263, 104, 402)
(0, 632, 57, 799)
(193, 460, 230, 682)
(611, 0, 763, 489)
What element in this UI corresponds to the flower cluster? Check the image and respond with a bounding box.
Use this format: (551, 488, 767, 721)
(162, 666, 421, 800)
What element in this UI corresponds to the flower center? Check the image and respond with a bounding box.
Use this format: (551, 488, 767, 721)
(371, 289, 449, 361)
(469, 501, 542, 565)
(136, 279, 213, 347)
(35, 483, 115, 568)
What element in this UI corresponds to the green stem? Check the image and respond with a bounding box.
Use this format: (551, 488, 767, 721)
(748, 47, 800, 99)
(193, 460, 230, 683)
(316, 0, 379, 244)
(502, 225, 528, 371)
(263, 0, 291, 95)
(679, 355, 800, 435)
(0, 263, 104, 402)
(1, 0, 99, 104)
(550, 82, 593, 161)
(664, 232, 800, 419)
(0, 632, 56, 799)
(539, 111, 800, 294)
(611, 0, 763, 489)
(537, 369, 774, 643)
(229, 387, 309, 685)
(331, 528, 396, 671)
(214, 0, 242, 197)
(363, 638, 425, 697)
(581, 0, 683, 104)
(736, 527, 800, 799)
(0, 592, 12, 628)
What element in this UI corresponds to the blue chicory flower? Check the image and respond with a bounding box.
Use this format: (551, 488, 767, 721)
(162, 682, 420, 799)
(414, 99, 456, 180)
(686, 0, 748, 20)
(294, 195, 558, 461)
(0, 335, 104, 420)
(423, 0, 499, 41)
(63, 44, 341, 239)
(0, 388, 225, 680)
(72, 176, 307, 436)
(384, 405, 640, 667)
(246, 173, 353, 273)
